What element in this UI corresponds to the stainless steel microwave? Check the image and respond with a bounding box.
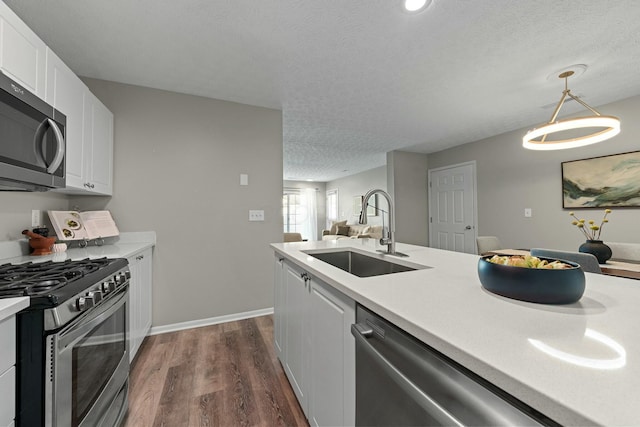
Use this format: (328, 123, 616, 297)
(0, 71, 66, 191)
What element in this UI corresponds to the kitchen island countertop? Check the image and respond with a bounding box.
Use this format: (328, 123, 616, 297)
(272, 239, 640, 426)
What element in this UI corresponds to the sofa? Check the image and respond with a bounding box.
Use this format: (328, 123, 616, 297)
(321, 220, 383, 241)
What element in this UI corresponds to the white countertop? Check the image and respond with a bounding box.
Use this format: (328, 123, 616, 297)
(0, 297, 29, 321)
(272, 239, 640, 426)
(0, 232, 156, 265)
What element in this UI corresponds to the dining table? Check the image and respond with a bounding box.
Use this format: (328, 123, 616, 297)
(484, 249, 640, 280)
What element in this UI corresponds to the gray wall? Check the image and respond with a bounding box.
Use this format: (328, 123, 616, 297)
(326, 166, 387, 227)
(0, 192, 69, 241)
(283, 180, 327, 238)
(387, 151, 429, 246)
(427, 94, 640, 251)
(72, 78, 283, 327)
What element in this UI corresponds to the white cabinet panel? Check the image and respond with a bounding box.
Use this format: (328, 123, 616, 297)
(283, 262, 310, 415)
(127, 248, 153, 362)
(273, 256, 285, 359)
(0, 315, 17, 427)
(45, 48, 87, 190)
(45, 51, 113, 196)
(0, 366, 15, 426)
(0, 316, 15, 372)
(0, 2, 46, 98)
(276, 258, 355, 425)
(84, 93, 113, 195)
(310, 280, 355, 427)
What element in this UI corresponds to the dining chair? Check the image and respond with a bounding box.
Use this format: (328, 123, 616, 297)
(530, 248, 602, 274)
(476, 236, 502, 255)
(606, 242, 640, 261)
(284, 232, 303, 242)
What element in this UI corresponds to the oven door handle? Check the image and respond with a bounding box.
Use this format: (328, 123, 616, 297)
(351, 323, 464, 427)
(58, 287, 127, 349)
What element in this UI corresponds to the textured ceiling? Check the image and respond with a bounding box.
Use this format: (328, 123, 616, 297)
(7, 0, 640, 181)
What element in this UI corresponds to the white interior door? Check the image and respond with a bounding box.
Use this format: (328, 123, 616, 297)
(428, 162, 477, 253)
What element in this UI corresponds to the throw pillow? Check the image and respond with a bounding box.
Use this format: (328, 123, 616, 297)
(330, 220, 347, 235)
(337, 225, 350, 236)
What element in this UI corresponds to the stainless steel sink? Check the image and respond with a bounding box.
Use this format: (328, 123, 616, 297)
(305, 249, 428, 278)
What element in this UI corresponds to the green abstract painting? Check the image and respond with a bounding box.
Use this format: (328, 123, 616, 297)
(562, 151, 640, 208)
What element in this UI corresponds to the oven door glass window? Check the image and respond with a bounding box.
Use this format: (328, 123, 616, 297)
(72, 303, 126, 426)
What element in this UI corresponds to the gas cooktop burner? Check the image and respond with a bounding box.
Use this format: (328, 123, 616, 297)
(0, 258, 127, 306)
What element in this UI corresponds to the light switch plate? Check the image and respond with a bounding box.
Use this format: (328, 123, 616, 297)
(524, 208, 532, 218)
(249, 210, 265, 221)
(31, 209, 41, 227)
(240, 174, 249, 186)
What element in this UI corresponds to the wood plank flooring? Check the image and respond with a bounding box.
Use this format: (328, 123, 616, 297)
(123, 315, 308, 427)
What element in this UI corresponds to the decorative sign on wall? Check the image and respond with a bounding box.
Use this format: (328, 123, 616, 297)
(354, 194, 378, 216)
(562, 150, 640, 208)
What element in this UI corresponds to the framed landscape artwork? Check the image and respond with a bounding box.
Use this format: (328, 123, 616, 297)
(562, 150, 640, 208)
(353, 195, 378, 216)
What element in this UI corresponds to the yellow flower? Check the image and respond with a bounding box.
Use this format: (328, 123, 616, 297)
(569, 209, 612, 241)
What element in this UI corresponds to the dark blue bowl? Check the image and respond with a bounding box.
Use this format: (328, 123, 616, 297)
(477, 255, 585, 304)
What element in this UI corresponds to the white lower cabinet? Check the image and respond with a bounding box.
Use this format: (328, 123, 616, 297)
(283, 261, 311, 415)
(309, 280, 355, 427)
(0, 316, 17, 427)
(273, 257, 285, 359)
(127, 248, 153, 362)
(275, 257, 355, 426)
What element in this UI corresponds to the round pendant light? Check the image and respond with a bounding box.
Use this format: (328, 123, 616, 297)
(523, 71, 621, 150)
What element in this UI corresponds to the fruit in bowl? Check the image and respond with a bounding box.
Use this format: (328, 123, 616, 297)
(478, 254, 585, 304)
(486, 255, 572, 269)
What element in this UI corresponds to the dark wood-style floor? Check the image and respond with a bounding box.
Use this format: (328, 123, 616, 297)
(123, 315, 308, 427)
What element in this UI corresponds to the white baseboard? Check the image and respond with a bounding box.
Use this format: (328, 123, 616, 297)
(149, 307, 274, 336)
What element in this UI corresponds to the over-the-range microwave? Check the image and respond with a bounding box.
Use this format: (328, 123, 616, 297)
(0, 71, 66, 191)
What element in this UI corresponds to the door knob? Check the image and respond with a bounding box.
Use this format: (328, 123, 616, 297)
(465, 225, 472, 230)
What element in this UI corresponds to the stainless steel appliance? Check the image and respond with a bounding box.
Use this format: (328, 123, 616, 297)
(0, 71, 66, 191)
(351, 305, 558, 426)
(0, 258, 130, 426)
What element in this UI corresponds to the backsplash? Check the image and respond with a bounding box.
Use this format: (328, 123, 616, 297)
(0, 192, 69, 241)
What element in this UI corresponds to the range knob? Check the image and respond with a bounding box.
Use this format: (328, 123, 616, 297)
(76, 296, 95, 312)
(101, 281, 116, 294)
(86, 290, 103, 304)
(114, 273, 126, 285)
(124, 270, 131, 280)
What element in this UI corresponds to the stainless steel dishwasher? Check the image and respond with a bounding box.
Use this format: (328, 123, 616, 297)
(351, 305, 559, 426)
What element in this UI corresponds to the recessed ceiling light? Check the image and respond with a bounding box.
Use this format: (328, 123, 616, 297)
(402, 0, 432, 13)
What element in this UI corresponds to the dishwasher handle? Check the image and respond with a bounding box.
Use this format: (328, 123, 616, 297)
(351, 323, 464, 427)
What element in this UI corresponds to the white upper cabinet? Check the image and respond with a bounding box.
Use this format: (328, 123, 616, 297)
(45, 49, 87, 190)
(2, 4, 114, 195)
(0, 1, 46, 98)
(46, 49, 113, 195)
(83, 91, 113, 194)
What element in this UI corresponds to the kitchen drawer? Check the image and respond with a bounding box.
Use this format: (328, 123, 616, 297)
(0, 366, 15, 426)
(0, 316, 16, 373)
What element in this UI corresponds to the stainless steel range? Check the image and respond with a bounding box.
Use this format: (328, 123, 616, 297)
(0, 257, 130, 427)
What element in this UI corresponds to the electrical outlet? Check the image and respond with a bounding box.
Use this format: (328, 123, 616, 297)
(249, 210, 265, 221)
(31, 209, 41, 227)
(524, 208, 532, 218)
